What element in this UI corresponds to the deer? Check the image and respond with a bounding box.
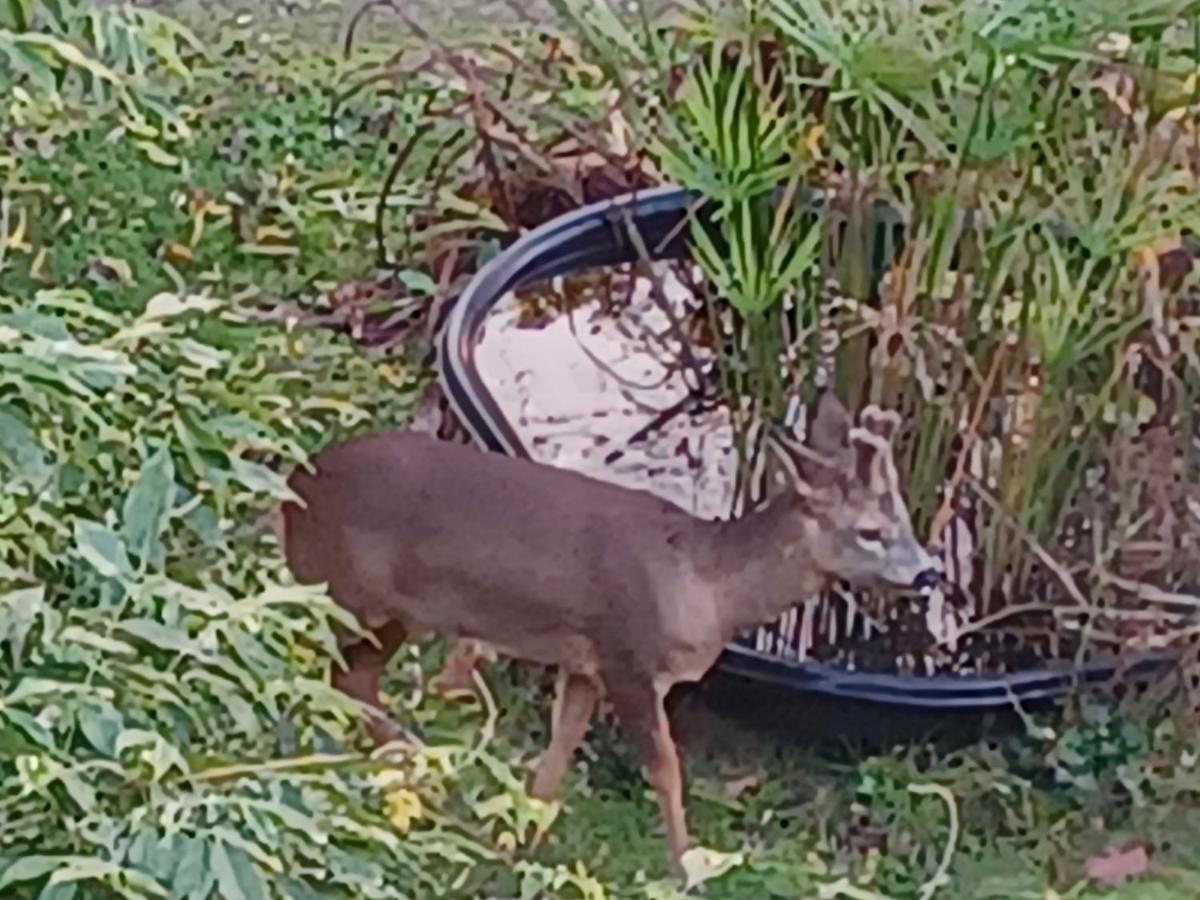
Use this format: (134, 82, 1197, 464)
(275, 390, 941, 878)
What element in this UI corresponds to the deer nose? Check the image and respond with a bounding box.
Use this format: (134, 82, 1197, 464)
(913, 568, 941, 593)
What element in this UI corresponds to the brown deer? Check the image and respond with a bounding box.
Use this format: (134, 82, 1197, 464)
(276, 390, 940, 877)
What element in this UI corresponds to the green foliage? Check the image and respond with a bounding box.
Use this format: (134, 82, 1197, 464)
(0, 5, 593, 898)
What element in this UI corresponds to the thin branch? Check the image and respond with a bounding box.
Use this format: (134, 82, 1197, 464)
(967, 476, 1090, 609)
(618, 206, 711, 396)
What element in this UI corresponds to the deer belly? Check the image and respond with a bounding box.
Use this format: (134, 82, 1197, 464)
(482, 632, 601, 675)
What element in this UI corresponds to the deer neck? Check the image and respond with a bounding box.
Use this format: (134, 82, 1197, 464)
(695, 497, 833, 642)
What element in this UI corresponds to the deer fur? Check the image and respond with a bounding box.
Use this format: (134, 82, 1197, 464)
(276, 390, 939, 877)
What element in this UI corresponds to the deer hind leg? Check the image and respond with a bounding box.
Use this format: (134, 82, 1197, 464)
(332, 620, 409, 746)
(531, 670, 600, 801)
(608, 678, 689, 878)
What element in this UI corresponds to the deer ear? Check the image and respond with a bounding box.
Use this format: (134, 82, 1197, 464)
(849, 428, 889, 492)
(860, 405, 900, 443)
(807, 389, 851, 457)
(768, 427, 841, 492)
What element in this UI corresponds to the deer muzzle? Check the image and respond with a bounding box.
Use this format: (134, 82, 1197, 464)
(910, 546, 943, 595)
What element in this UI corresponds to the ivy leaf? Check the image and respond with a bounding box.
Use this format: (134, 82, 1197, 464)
(211, 840, 267, 900)
(122, 447, 176, 569)
(73, 520, 132, 579)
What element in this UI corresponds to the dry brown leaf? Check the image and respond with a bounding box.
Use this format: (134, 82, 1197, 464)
(1084, 841, 1151, 887)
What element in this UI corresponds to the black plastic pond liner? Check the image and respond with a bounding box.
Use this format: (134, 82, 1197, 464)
(436, 184, 1178, 711)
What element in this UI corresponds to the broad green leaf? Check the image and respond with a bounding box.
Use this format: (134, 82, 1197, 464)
(77, 701, 124, 757)
(6, 678, 89, 705)
(59, 626, 135, 657)
(122, 447, 176, 568)
(115, 730, 188, 780)
(115, 618, 198, 655)
(0, 709, 50, 750)
(176, 337, 230, 371)
(398, 269, 437, 295)
(73, 520, 132, 579)
(49, 858, 166, 896)
(0, 855, 68, 889)
(37, 881, 76, 900)
(0, 0, 33, 31)
(210, 840, 267, 900)
(0, 725, 42, 758)
(228, 456, 297, 501)
(278, 877, 327, 900)
(0, 584, 45, 665)
(170, 837, 208, 898)
(0, 404, 53, 489)
(58, 773, 97, 813)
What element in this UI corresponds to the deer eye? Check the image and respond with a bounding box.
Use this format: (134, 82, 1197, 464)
(856, 527, 884, 545)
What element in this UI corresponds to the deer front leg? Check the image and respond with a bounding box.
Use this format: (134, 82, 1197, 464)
(332, 621, 408, 746)
(531, 670, 599, 800)
(609, 678, 689, 879)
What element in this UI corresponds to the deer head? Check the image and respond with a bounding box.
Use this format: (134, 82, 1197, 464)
(773, 391, 941, 593)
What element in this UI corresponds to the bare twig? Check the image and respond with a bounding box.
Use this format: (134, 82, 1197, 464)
(376, 117, 436, 266)
(563, 296, 676, 392)
(967, 476, 1090, 609)
(342, 0, 402, 58)
(618, 207, 710, 396)
(1097, 572, 1200, 609)
(929, 344, 1006, 544)
(933, 601, 1057, 647)
(624, 391, 718, 449)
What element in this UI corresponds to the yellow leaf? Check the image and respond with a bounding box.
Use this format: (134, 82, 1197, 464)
(385, 788, 423, 834)
(372, 769, 405, 790)
(135, 141, 180, 168)
(239, 243, 299, 258)
(6, 207, 28, 250)
(804, 124, 826, 157)
(1136, 394, 1157, 424)
(165, 242, 194, 264)
(255, 224, 295, 243)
